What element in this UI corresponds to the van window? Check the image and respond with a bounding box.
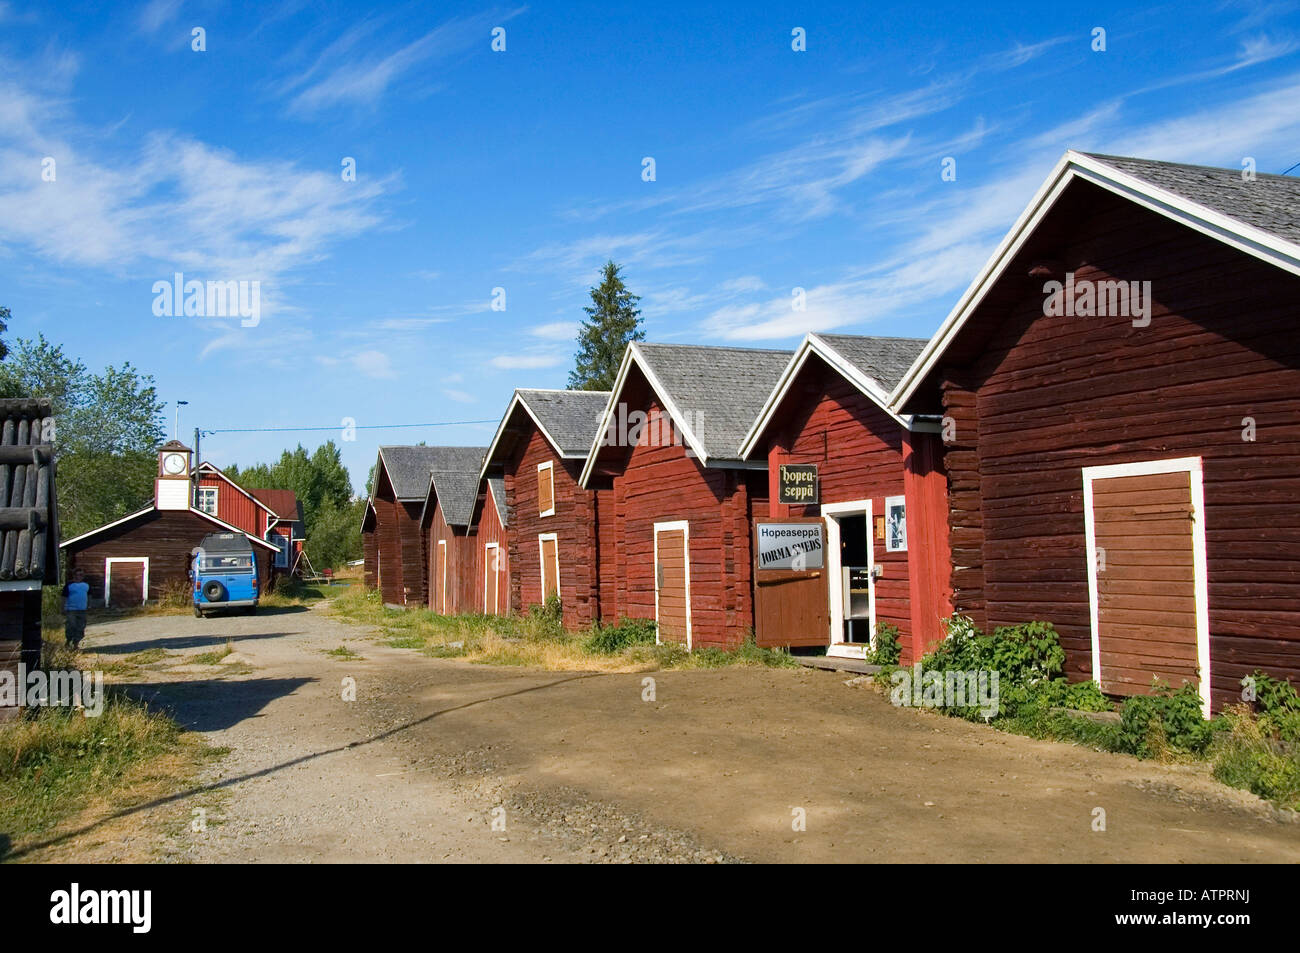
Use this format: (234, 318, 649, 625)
(201, 554, 253, 572)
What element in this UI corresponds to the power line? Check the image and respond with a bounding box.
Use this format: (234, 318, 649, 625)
(201, 418, 498, 436)
(1282, 160, 1300, 176)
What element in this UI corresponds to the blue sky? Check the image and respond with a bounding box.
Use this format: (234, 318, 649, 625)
(2, 0, 1299, 493)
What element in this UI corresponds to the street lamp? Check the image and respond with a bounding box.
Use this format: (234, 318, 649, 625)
(175, 400, 189, 441)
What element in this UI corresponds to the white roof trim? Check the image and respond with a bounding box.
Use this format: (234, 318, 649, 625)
(739, 333, 916, 459)
(889, 150, 1300, 411)
(578, 342, 712, 487)
(196, 461, 278, 516)
(59, 503, 280, 551)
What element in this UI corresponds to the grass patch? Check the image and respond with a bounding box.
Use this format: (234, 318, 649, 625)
(327, 586, 798, 672)
(0, 693, 195, 858)
(191, 640, 235, 666)
(324, 645, 363, 660)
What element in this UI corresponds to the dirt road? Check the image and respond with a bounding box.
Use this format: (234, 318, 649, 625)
(43, 601, 1300, 863)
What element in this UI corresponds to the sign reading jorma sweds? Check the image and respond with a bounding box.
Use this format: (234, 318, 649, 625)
(755, 522, 824, 571)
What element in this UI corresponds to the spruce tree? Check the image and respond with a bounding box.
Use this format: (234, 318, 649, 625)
(568, 260, 644, 391)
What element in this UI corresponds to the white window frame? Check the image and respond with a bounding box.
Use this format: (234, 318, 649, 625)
(104, 557, 150, 608)
(537, 532, 560, 603)
(484, 541, 500, 614)
(652, 520, 692, 650)
(197, 485, 219, 516)
(884, 495, 907, 552)
(821, 500, 875, 658)
(537, 460, 555, 517)
(1082, 456, 1211, 718)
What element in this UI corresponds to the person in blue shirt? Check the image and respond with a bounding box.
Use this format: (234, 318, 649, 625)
(63, 568, 90, 649)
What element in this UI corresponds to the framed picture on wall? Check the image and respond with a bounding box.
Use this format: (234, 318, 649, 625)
(885, 496, 907, 552)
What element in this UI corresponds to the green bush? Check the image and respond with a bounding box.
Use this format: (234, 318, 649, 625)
(1212, 705, 1300, 810)
(583, 617, 658, 654)
(867, 622, 901, 665)
(1117, 681, 1214, 758)
(920, 617, 1066, 719)
(1249, 672, 1300, 744)
(527, 594, 563, 635)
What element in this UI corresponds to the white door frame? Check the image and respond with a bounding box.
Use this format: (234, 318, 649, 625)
(821, 500, 875, 659)
(436, 539, 448, 613)
(1082, 456, 1211, 718)
(537, 532, 560, 602)
(653, 520, 692, 649)
(105, 557, 149, 607)
(484, 541, 499, 614)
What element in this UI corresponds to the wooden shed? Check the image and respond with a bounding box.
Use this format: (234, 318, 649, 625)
(366, 445, 482, 608)
(892, 151, 1300, 714)
(740, 333, 951, 662)
(419, 464, 486, 614)
(0, 399, 58, 722)
(61, 443, 278, 605)
(581, 343, 792, 649)
(361, 499, 379, 589)
(480, 389, 611, 628)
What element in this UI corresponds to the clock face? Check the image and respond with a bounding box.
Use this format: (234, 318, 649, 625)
(163, 452, 187, 475)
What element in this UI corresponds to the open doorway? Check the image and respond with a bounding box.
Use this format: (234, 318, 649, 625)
(822, 500, 875, 659)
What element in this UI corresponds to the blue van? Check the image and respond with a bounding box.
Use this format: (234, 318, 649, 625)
(191, 533, 259, 617)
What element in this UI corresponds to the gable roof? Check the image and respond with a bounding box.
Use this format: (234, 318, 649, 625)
(59, 504, 281, 552)
(480, 388, 611, 476)
(0, 398, 58, 584)
(890, 150, 1300, 412)
(739, 333, 931, 458)
(249, 488, 302, 524)
(425, 469, 483, 528)
(580, 341, 793, 485)
(196, 461, 278, 516)
(378, 445, 485, 501)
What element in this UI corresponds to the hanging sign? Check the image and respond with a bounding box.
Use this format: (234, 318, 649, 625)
(777, 463, 819, 505)
(755, 522, 824, 571)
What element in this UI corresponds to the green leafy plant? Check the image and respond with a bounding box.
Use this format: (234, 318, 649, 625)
(1212, 704, 1300, 810)
(1117, 681, 1213, 759)
(583, 617, 658, 654)
(867, 622, 901, 665)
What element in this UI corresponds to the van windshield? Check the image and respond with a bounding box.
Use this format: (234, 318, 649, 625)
(201, 554, 253, 572)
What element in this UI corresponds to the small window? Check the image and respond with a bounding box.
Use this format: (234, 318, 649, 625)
(537, 461, 555, 517)
(197, 486, 219, 516)
(884, 496, 907, 552)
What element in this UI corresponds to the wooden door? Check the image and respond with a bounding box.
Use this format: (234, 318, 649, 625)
(654, 523, 690, 646)
(484, 543, 499, 613)
(106, 559, 147, 607)
(539, 535, 559, 601)
(1085, 460, 1207, 704)
(436, 540, 448, 613)
(754, 517, 829, 647)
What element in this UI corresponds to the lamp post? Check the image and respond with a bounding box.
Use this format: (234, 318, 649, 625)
(175, 400, 189, 441)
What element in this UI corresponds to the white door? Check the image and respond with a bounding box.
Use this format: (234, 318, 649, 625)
(822, 500, 875, 659)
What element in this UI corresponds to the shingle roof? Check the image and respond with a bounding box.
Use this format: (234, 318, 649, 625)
(811, 334, 929, 391)
(378, 445, 485, 500)
(635, 343, 794, 462)
(0, 399, 57, 582)
(1083, 153, 1300, 247)
(517, 389, 611, 457)
(429, 470, 483, 528)
(487, 476, 507, 526)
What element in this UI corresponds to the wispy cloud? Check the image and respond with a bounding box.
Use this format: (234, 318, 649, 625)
(490, 353, 564, 370)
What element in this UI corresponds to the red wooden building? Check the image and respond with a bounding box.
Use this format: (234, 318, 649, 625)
(62, 442, 279, 605)
(581, 343, 792, 649)
(740, 333, 951, 663)
(361, 499, 379, 589)
(0, 399, 59, 721)
(891, 151, 1300, 714)
(195, 462, 303, 576)
(366, 445, 484, 608)
(480, 389, 611, 628)
(420, 466, 484, 614)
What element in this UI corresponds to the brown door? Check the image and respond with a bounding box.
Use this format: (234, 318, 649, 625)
(654, 523, 690, 645)
(1088, 465, 1203, 699)
(484, 544, 499, 613)
(754, 517, 830, 647)
(539, 535, 559, 601)
(107, 560, 146, 607)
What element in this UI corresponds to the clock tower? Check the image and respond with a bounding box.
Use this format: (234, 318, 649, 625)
(156, 440, 193, 511)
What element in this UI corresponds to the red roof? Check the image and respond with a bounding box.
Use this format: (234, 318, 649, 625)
(249, 488, 301, 521)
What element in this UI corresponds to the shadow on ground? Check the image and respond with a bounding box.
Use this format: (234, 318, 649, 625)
(88, 630, 304, 655)
(121, 677, 317, 732)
